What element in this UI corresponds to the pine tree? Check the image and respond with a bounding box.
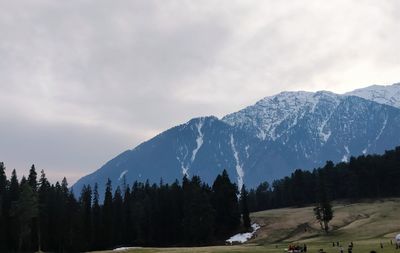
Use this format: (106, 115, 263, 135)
(0, 162, 8, 251)
(80, 185, 92, 250)
(211, 170, 240, 239)
(28, 165, 39, 251)
(182, 176, 215, 245)
(113, 186, 124, 246)
(0, 162, 6, 207)
(11, 182, 38, 252)
(92, 183, 102, 250)
(28, 164, 38, 192)
(122, 185, 135, 245)
(103, 179, 113, 248)
(240, 185, 251, 230)
(314, 171, 334, 233)
(38, 170, 51, 251)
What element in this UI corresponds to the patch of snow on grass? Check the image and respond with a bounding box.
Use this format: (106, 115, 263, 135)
(226, 223, 260, 244)
(113, 247, 139, 251)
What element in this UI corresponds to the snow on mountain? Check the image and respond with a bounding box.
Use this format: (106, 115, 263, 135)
(73, 83, 400, 197)
(347, 83, 400, 108)
(222, 90, 342, 143)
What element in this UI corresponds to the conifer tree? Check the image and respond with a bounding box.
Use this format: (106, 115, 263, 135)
(28, 164, 38, 192)
(80, 185, 92, 250)
(0, 162, 6, 204)
(11, 182, 38, 252)
(211, 170, 240, 239)
(37, 170, 51, 251)
(182, 176, 215, 245)
(102, 179, 113, 248)
(91, 183, 102, 250)
(314, 171, 333, 233)
(240, 185, 251, 230)
(113, 186, 124, 245)
(0, 162, 8, 251)
(122, 185, 135, 245)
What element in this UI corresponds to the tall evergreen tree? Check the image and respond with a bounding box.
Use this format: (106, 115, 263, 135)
(0, 162, 8, 251)
(211, 170, 240, 239)
(80, 185, 92, 250)
(182, 176, 215, 245)
(28, 164, 38, 192)
(37, 170, 50, 251)
(91, 183, 102, 250)
(112, 186, 124, 246)
(0, 162, 6, 209)
(314, 171, 334, 233)
(10, 182, 38, 252)
(103, 179, 113, 248)
(122, 185, 135, 245)
(240, 185, 251, 230)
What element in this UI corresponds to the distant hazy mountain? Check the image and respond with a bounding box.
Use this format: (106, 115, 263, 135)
(73, 83, 400, 196)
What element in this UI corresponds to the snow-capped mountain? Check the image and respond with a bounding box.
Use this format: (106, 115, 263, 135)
(73, 83, 400, 196)
(347, 83, 400, 108)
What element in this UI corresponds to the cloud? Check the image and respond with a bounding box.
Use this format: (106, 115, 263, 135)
(0, 0, 399, 183)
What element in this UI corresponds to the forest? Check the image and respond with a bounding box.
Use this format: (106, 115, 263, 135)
(0, 167, 250, 252)
(248, 146, 400, 212)
(1, 146, 400, 252)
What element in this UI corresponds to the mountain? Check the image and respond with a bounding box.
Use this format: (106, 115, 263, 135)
(73, 83, 400, 196)
(347, 83, 400, 108)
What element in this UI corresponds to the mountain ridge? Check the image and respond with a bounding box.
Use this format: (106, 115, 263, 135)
(73, 82, 400, 196)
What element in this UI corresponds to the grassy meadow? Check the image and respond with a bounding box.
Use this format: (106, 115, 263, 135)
(96, 198, 400, 253)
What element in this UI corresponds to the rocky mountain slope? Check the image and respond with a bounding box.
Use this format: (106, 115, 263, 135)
(73, 83, 400, 195)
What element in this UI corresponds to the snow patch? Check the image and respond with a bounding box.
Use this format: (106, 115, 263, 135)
(245, 145, 250, 159)
(176, 118, 205, 177)
(226, 223, 260, 244)
(230, 134, 244, 190)
(177, 145, 189, 177)
(341, 146, 350, 162)
(113, 247, 142, 251)
(191, 118, 204, 163)
(118, 170, 128, 181)
(347, 83, 400, 109)
(375, 115, 388, 141)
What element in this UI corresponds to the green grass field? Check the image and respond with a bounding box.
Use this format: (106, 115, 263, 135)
(96, 198, 400, 253)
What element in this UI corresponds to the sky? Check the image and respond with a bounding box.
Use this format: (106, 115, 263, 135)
(1, 0, 399, 184)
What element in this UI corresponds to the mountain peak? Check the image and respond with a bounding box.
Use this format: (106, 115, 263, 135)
(222, 90, 342, 140)
(346, 82, 400, 109)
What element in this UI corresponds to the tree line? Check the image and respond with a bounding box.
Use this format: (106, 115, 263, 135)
(248, 146, 400, 212)
(0, 166, 251, 252)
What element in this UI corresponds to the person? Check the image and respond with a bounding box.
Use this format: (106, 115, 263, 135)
(303, 244, 307, 252)
(339, 246, 344, 253)
(348, 243, 353, 253)
(380, 242, 383, 249)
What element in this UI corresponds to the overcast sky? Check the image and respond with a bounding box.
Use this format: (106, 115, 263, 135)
(1, 0, 399, 184)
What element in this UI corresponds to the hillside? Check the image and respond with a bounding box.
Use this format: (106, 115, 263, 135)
(96, 199, 400, 253)
(251, 198, 400, 243)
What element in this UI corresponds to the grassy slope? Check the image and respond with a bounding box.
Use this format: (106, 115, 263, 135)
(97, 198, 400, 253)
